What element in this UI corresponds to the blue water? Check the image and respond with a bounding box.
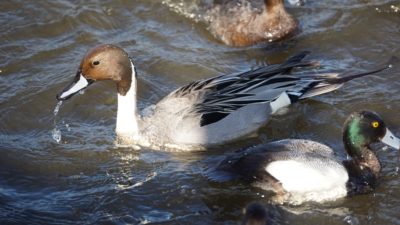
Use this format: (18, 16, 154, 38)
(1, 0, 400, 224)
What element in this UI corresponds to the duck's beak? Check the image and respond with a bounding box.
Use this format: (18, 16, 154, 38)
(381, 128, 400, 150)
(56, 71, 94, 101)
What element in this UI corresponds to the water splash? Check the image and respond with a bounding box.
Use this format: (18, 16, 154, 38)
(287, 0, 305, 6)
(52, 101, 63, 143)
(376, 4, 400, 14)
(391, 5, 400, 13)
(52, 128, 61, 143)
(53, 100, 63, 116)
(162, 0, 208, 23)
(131, 171, 157, 188)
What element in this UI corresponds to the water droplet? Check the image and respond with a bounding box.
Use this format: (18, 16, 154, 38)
(53, 101, 63, 116)
(65, 123, 70, 131)
(52, 128, 61, 143)
(52, 101, 64, 143)
(344, 215, 359, 225)
(391, 5, 400, 13)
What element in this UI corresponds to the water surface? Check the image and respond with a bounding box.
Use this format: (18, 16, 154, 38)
(1, 0, 400, 224)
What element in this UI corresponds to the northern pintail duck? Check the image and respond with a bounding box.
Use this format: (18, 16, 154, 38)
(56, 44, 392, 151)
(208, 111, 400, 204)
(206, 0, 299, 47)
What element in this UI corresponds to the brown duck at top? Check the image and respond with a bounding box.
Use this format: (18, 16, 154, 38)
(206, 0, 298, 47)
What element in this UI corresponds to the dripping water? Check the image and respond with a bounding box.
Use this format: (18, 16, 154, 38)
(52, 101, 63, 143)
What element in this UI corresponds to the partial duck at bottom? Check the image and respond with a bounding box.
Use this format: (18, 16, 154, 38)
(208, 111, 400, 204)
(56, 44, 394, 151)
(241, 202, 282, 225)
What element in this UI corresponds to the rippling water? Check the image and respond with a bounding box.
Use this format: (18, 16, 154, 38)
(1, 0, 400, 224)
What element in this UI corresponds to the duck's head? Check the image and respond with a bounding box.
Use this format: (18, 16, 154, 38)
(343, 111, 400, 158)
(56, 44, 134, 101)
(242, 202, 269, 225)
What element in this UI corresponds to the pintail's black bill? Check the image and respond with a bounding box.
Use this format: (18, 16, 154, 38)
(381, 128, 400, 150)
(56, 71, 94, 101)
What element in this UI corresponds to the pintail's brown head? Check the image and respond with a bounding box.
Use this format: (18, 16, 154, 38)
(57, 44, 133, 101)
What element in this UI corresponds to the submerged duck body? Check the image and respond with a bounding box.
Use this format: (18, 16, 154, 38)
(56, 44, 392, 151)
(209, 111, 400, 204)
(206, 0, 299, 47)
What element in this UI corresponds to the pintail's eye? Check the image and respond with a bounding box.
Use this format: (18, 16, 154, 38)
(372, 121, 379, 128)
(92, 60, 100, 66)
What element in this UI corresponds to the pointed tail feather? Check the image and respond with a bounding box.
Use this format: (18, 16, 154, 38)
(299, 83, 344, 99)
(326, 56, 397, 84)
(300, 56, 397, 99)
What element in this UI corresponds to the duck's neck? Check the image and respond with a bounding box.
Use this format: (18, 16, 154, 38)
(343, 120, 382, 179)
(346, 148, 382, 178)
(116, 61, 139, 139)
(344, 148, 381, 194)
(265, 0, 284, 13)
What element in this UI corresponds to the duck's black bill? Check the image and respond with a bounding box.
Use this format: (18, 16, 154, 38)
(56, 71, 94, 101)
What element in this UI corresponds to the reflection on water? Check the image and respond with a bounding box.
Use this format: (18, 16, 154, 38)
(1, 0, 400, 224)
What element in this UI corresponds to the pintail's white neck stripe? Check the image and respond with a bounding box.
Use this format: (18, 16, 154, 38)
(116, 60, 139, 137)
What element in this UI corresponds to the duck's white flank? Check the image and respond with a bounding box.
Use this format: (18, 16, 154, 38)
(270, 92, 291, 114)
(266, 160, 349, 203)
(116, 62, 139, 139)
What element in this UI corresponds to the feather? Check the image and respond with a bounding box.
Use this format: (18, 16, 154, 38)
(160, 53, 394, 128)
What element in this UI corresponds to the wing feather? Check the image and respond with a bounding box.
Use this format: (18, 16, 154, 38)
(161, 51, 390, 127)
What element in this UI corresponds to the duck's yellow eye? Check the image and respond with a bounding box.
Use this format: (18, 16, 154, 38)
(372, 121, 379, 128)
